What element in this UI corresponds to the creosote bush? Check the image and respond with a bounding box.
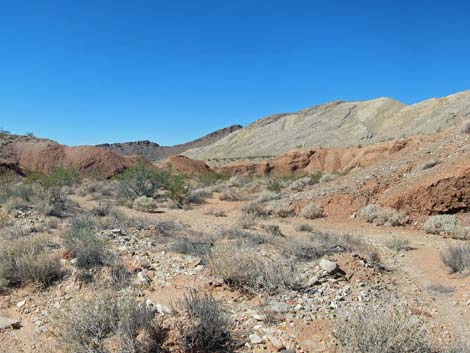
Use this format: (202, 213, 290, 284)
(0, 236, 62, 290)
(118, 163, 169, 200)
(335, 302, 432, 353)
(63, 215, 109, 268)
(359, 204, 409, 226)
(177, 291, 233, 353)
(441, 243, 470, 274)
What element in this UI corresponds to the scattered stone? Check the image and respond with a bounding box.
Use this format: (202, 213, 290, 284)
(319, 259, 338, 274)
(16, 300, 26, 308)
(0, 317, 21, 330)
(270, 301, 290, 313)
(249, 333, 263, 344)
(267, 335, 285, 351)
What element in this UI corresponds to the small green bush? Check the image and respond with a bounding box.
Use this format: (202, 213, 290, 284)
(30, 166, 80, 189)
(63, 215, 109, 268)
(198, 171, 229, 187)
(165, 174, 191, 208)
(118, 163, 169, 199)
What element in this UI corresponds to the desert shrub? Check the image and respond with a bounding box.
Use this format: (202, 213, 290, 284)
(177, 291, 233, 353)
(426, 284, 455, 296)
(241, 201, 270, 218)
(319, 172, 339, 183)
(218, 228, 270, 246)
(55, 290, 163, 353)
(198, 171, 229, 187)
(0, 236, 62, 289)
(186, 188, 212, 204)
(288, 173, 323, 192)
(265, 200, 294, 218)
(254, 191, 280, 203)
(385, 237, 410, 252)
(335, 302, 432, 353)
(165, 174, 191, 208)
(219, 189, 243, 202)
(63, 215, 109, 268)
(102, 207, 149, 230)
(206, 209, 226, 217)
(44, 188, 76, 218)
(299, 203, 324, 219)
(118, 163, 169, 200)
(267, 179, 283, 193)
(282, 232, 375, 263)
(209, 245, 297, 294)
(441, 244, 470, 273)
(296, 224, 314, 232)
(170, 236, 213, 259)
(155, 220, 189, 237)
(226, 175, 251, 188)
(423, 215, 470, 239)
(32, 166, 80, 189)
(132, 196, 158, 212)
(359, 204, 409, 226)
(235, 211, 258, 229)
(289, 176, 312, 191)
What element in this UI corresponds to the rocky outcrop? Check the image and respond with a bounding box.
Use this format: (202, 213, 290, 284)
(0, 134, 141, 178)
(384, 164, 470, 216)
(158, 155, 212, 176)
(97, 125, 242, 161)
(185, 91, 470, 160)
(220, 140, 411, 177)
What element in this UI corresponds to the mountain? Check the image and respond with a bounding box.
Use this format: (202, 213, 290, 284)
(184, 91, 470, 160)
(97, 124, 242, 161)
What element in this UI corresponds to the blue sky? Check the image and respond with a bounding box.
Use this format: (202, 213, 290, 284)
(1, 0, 469, 146)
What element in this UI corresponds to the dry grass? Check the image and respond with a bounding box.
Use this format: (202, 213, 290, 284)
(384, 237, 410, 252)
(423, 215, 470, 239)
(0, 236, 62, 290)
(63, 215, 110, 269)
(335, 302, 432, 353)
(177, 291, 233, 353)
(208, 244, 297, 294)
(55, 289, 164, 353)
(441, 244, 470, 274)
(132, 196, 159, 212)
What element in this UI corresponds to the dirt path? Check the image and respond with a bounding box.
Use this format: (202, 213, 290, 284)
(291, 217, 470, 340)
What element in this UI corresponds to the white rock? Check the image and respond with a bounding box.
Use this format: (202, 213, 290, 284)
(249, 333, 263, 344)
(319, 259, 338, 274)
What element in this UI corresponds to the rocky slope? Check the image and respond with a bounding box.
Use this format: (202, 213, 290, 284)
(0, 133, 141, 178)
(185, 91, 470, 160)
(97, 124, 242, 161)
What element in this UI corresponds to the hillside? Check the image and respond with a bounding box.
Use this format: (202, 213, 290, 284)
(184, 91, 470, 160)
(0, 133, 141, 178)
(97, 124, 242, 161)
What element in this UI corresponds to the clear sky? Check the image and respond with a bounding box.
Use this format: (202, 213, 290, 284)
(1, 0, 469, 146)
